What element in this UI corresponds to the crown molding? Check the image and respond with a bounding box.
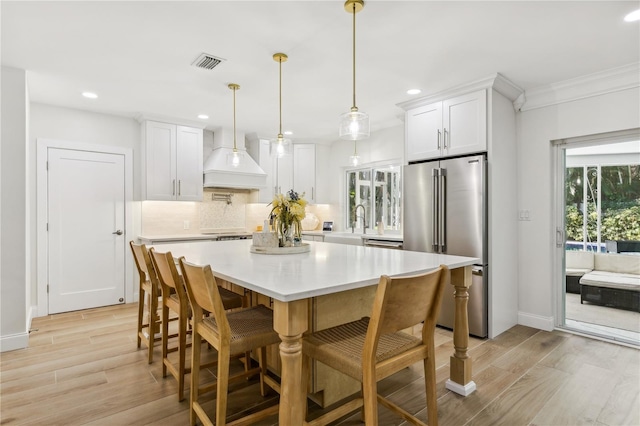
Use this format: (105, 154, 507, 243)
(396, 73, 524, 111)
(519, 62, 640, 112)
(134, 113, 207, 129)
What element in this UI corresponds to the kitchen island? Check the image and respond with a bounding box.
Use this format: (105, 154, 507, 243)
(151, 239, 478, 425)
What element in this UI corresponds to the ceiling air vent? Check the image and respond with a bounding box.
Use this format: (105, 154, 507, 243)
(191, 53, 226, 70)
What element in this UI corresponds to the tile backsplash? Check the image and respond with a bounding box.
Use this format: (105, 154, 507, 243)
(141, 189, 340, 235)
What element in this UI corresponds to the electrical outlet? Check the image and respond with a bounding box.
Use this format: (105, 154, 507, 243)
(518, 210, 531, 221)
(183, 220, 190, 230)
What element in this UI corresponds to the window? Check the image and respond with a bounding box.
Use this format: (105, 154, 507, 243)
(346, 164, 402, 232)
(565, 153, 640, 252)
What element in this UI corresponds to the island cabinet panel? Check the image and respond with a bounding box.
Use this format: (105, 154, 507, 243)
(309, 286, 377, 407)
(226, 281, 378, 407)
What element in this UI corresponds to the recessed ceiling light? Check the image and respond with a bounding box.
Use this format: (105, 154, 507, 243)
(407, 89, 421, 95)
(82, 92, 98, 99)
(197, 114, 209, 119)
(284, 131, 293, 136)
(624, 9, 640, 22)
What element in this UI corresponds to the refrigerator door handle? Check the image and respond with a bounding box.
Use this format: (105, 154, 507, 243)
(440, 168, 447, 252)
(432, 168, 439, 251)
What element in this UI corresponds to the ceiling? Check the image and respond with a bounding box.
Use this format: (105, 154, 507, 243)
(2, 1, 639, 143)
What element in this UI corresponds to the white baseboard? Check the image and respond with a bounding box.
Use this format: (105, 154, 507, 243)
(518, 311, 554, 331)
(0, 331, 29, 353)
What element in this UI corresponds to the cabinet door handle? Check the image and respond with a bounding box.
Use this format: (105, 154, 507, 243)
(172, 179, 176, 196)
(178, 180, 181, 196)
(443, 128, 448, 149)
(437, 129, 441, 149)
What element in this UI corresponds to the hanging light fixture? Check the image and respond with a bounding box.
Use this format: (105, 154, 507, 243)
(271, 53, 291, 157)
(227, 83, 242, 168)
(350, 140, 360, 166)
(339, 0, 369, 141)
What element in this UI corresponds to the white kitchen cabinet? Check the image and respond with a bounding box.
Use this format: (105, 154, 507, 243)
(406, 90, 486, 162)
(301, 232, 324, 242)
(293, 144, 316, 202)
(292, 144, 329, 204)
(276, 152, 293, 196)
(248, 139, 292, 203)
(143, 120, 203, 201)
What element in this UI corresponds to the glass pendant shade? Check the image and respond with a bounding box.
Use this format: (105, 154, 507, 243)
(272, 135, 291, 157)
(339, 110, 370, 140)
(227, 150, 243, 168)
(349, 139, 360, 166)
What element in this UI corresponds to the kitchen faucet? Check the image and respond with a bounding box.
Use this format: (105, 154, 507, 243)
(352, 203, 368, 234)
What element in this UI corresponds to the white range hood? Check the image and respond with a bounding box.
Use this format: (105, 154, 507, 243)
(203, 128, 266, 189)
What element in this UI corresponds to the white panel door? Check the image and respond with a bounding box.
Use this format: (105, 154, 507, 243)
(48, 148, 126, 314)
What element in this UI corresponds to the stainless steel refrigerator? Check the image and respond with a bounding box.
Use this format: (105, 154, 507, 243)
(403, 154, 488, 337)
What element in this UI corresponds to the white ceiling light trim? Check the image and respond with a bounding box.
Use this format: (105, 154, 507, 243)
(82, 92, 98, 99)
(624, 9, 640, 22)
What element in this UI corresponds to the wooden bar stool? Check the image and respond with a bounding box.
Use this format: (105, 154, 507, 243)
(149, 249, 245, 402)
(179, 258, 281, 426)
(302, 265, 449, 426)
(129, 241, 164, 364)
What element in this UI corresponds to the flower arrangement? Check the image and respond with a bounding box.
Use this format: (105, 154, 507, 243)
(269, 189, 307, 246)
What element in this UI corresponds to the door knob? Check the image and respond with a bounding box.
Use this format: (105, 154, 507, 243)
(112, 230, 123, 235)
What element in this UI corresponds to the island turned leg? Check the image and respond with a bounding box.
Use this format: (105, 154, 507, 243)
(273, 299, 309, 425)
(445, 265, 477, 396)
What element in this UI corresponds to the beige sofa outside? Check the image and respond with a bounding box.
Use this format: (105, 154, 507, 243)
(579, 253, 640, 312)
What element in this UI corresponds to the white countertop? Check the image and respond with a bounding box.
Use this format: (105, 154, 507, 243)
(151, 240, 477, 302)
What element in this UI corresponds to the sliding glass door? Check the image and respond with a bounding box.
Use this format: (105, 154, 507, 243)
(555, 131, 640, 345)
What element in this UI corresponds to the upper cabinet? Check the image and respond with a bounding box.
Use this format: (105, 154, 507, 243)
(142, 120, 203, 201)
(248, 139, 293, 203)
(406, 90, 486, 162)
(293, 144, 329, 204)
(247, 140, 328, 204)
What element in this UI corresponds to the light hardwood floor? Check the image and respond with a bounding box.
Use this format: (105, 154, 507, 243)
(1, 303, 639, 425)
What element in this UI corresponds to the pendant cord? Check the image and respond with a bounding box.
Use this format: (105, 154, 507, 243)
(232, 86, 237, 152)
(279, 56, 283, 136)
(352, 2, 357, 110)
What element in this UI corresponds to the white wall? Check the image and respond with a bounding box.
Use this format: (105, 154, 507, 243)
(516, 87, 640, 329)
(28, 103, 141, 312)
(1, 67, 29, 352)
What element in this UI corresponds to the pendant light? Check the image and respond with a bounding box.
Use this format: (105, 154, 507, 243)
(350, 140, 360, 166)
(271, 53, 291, 157)
(227, 83, 242, 168)
(339, 0, 369, 141)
